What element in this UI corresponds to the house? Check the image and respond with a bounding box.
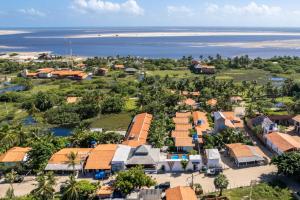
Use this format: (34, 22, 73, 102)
(205, 149, 221, 168)
(126, 145, 160, 172)
(66, 96, 80, 104)
(226, 143, 265, 167)
(175, 124, 193, 132)
(174, 137, 194, 152)
(293, 115, 300, 134)
(181, 91, 200, 97)
(45, 148, 92, 173)
(176, 112, 192, 118)
(113, 64, 125, 70)
(206, 98, 217, 107)
(85, 144, 117, 174)
(97, 68, 108, 76)
(173, 117, 190, 124)
(251, 115, 278, 135)
(230, 96, 243, 104)
(193, 111, 211, 136)
(165, 186, 197, 200)
(159, 154, 202, 172)
(124, 67, 138, 74)
(111, 145, 132, 172)
(193, 64, 216, 74)
(122, 113, 153, 147)
(214, 111, 244, 133)
(96, 185, 114, 199)
(265, 132, 300, 155)
(181, 98, 198, 109)
(36, 68, 54, 78)
(0, 147, 31, 167)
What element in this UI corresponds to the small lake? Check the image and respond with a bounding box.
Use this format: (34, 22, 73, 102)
(50, 127, 73, 137)
(0, 85, 25, 94)
(23, 116, 73, 136)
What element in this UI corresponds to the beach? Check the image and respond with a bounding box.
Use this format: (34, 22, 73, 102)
(62, 31, 300, 39)
(0, 30, 29, 36)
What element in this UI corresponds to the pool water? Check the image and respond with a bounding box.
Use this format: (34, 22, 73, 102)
(170, 154, 188, 160)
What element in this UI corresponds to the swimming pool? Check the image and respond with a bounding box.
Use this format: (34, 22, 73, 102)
(170, 154, 188, 160)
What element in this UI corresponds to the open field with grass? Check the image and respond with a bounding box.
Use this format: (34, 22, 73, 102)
(90, 112, 132, 131)
(221, 183, 295, 200)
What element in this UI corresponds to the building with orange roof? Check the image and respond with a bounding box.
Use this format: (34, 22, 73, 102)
(66, 96, 81, 104)
(166, 186, 197, 200)
(226, 143, 265, 167)
(96, 185, 114, 199)
(206, 98, 217, 107)
(293, 115, 300, 134)
(181, 98, 198, 109)
(22, 68, 88, 80)
(97, 67, 109, 76)
(230, 96, 243, 104)
(214, 111, 244, 133)
(0, 147, 31, 167)
(175, 112, 191, 118)
(174, 137, 194, 151)
(173, 117, 190, 125)
(45, 148, 92, 172)
(122, 113, 153, 147)
(171, 131, 190, 138)
(85, 144, 117, 172)
(175, 124, 192, 132)
(193, 111, 211, 136)
(265, 132, 300, 155)
(113, 64, 125, 70)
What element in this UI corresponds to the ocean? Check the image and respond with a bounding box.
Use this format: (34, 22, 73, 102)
(2, 27, 300, 58)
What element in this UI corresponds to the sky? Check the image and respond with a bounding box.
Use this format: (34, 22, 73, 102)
(1, 0, 300, 27)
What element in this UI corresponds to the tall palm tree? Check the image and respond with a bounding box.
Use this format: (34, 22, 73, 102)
(4, 169, 17, 199)
(61, 175, 79, 200)
(67, 151, 78, 175)
(32, 172, 56, 200)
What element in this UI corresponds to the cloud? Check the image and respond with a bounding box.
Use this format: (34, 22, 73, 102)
(206, 2, 281, 16)
(72, 0, 144, 15)
(19, 8, 46, 17)
(167, 5, 193, 16)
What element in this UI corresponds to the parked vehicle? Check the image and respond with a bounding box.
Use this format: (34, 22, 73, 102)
(155, 181, 170, 192)
(293, 191, 300, 200)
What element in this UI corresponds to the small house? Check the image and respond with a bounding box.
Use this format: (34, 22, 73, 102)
(124, 67, 138, 74)
(97, 68, 109, 76)
(226, 143, 265, 167)
(166, 186, 197, 200)
(214, 111, 244, 133)
(265, 132, 300, 155)
(0, 147, 31, 167)
(111, 145, 132, 172)
(205, 149, 221, 168)
(113, 64, 125, 70)
(293, 115, 300, 134)
(193, 64, 216, 74)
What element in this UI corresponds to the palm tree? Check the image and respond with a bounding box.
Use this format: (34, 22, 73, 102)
(61, 175, 79, 200)
(4, 169, 17, 199)
(67, 151, 78, 175)
(32, 172, 56, 200)
(214, 174, 229, 196)
(180, 160, 189, 172)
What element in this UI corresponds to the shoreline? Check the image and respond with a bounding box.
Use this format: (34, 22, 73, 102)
(0, 30, 29, 36)
(60, 31, 300, 39)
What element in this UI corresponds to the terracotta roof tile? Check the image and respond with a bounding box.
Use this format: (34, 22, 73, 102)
(175, 137, 194, 147)
(206, 98, 217, 106)
(266, 132, 300, 152)
(0, 147, 31, 163)
(123, 113, 153, 146)
(171, 131, 190, 138)
(166, 186, 197, 200)
(48, 148, 91, 164)
(176, 112, 192, 118)
(293, 115, 300, 123)
(173, 117, 190, 124)
(85, 144, 117, 170)
(193, 111, 210, 135)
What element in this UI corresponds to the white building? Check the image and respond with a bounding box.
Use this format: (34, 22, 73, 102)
(158, 154, 202, 172)
(111, 145, 132, 172)
(205, 149, 221, 168)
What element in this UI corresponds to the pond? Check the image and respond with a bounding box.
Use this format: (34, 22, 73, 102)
(23, 116, 37, 125)
(50, 127, 73, 137)
(0, 85, 25, 94)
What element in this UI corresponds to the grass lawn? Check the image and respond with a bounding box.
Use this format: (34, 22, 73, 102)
(90, 112, 132, 131)
(222, 183, 294, 200)
(146, 69, 200, 78)
(275, 96, 295, 104)
(219, 69, 271, 84)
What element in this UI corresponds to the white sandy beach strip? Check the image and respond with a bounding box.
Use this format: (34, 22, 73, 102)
(0, 30, 29, 36)
(61, 31, 300, 39)
(189, 39, 300, 49)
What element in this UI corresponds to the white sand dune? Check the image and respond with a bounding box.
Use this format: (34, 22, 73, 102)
(63, 31, 300, 39)
(0, 30, 29, 36)
(189, 39, 300, 49)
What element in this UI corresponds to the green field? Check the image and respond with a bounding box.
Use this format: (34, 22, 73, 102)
(90, 112, 133, 131)
(221, 183, 294, 200)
